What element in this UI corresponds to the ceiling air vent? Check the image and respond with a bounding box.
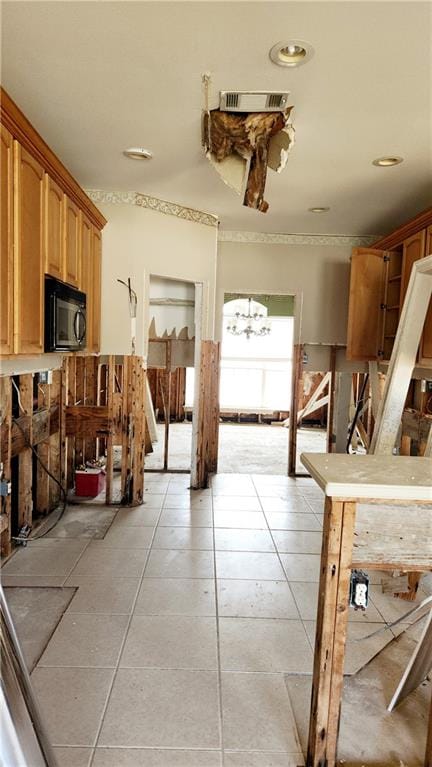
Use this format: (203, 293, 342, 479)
(219, 91, 289, 113)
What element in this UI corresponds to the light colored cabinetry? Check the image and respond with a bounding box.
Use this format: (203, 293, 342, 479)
(346, 248, 386, 361)
(400, 229, 426, 306)
(91, 227, 102, 352)
(347, 223, 432, 365)
(81, 216, 102, 353)
(0, 126, 14, 354)
(63, 195, 81, 288)
(419, 225, 432, 365)
(0, 86, 106, 357)
(14, 143, 44, 355)
(44, 174, 64, 280)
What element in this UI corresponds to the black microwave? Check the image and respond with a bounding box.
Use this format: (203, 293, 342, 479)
(45, 276, 86, 352)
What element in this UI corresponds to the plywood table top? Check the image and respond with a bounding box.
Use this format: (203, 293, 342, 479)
(300, 453, 432, 502)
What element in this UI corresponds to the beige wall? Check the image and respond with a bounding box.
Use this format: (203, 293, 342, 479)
(216, 241, 352, 346)
(97, 202, 218, 356)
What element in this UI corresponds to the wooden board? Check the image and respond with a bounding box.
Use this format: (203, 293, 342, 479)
(0, 377, 12, 556)
(352, 503, 432, 571)
(307, 498, 357, 765)
(17, 374, 33, 528)
(65, 406, 110, 437)
(301, 452, 432, 502)
(288, 343, 303, 476)
(194, 340, 221, 488)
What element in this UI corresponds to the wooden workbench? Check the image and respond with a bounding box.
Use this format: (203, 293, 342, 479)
(300, 452, 432, 767)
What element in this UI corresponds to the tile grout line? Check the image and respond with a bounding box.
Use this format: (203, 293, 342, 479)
(87, 480, 169, 765)
(251, 475, 303, 614)
(211, 479, 226, 767)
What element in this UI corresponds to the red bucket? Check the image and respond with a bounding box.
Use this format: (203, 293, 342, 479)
(75, 468, 105, 497)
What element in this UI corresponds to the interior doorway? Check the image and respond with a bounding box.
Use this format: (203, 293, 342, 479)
(217, 293, 295, 474)
(144, 276, 197, 473)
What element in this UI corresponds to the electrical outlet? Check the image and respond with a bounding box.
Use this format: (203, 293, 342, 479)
(0, 480, 11, 497)
(38, 370, 53, 385)
(349, 570, 369, 610)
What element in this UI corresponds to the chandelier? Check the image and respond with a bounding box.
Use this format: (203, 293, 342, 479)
(226, 298, 271, 339)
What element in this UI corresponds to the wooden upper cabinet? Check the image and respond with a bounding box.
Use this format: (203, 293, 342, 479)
(346, 248, 386, 361)
(419, 225, 432, 365)
(63, 195, 81, 288)
(14, 143, 44, 354)
(44, 174, 64, 280)
(81, 214, 93, 349)
(90, 226, 102, 353)
(0, 126, 14, 354)
(400, 229, 426, 308)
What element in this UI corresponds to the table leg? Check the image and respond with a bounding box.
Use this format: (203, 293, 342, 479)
(306, 498, 357, 767)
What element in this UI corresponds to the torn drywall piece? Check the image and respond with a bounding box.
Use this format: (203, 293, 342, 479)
(203, 106, 293, 213)
(206, 151, 251, 197)
(268, 123, 296, 173)
(177, 326, 190, 341)
(148, 317, 158, 339)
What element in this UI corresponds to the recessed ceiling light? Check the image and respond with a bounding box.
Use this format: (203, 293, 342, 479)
(269, 40, 314, 68)
(372, 156, 403, 167)
(308, 206, 330, 213)
(123, 147, 153, 160)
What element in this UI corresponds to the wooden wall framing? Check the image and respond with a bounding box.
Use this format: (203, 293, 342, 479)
(0, 369, 62, 556)
(0, 354, 148, 556)
(63, 355, 146, 506)
(194, 340, 221, 488)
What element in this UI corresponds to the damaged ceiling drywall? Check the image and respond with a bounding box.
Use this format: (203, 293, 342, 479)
(203, 106, 295, 213)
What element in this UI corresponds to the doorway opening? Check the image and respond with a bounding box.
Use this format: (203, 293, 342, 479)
(217, 293, 295, 474)
(144, 276, 197, 474)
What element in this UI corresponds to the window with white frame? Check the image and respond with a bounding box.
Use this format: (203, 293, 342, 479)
(186, 299, 294, 410)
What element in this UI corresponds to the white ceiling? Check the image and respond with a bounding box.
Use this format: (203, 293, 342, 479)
(2, 1, 431, 236)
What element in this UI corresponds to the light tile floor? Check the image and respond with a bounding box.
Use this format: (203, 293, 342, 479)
(2, 472, 429, 767)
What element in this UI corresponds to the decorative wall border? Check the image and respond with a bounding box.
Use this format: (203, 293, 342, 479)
(86, 189, 380, 246)
(86, 189, 219, 228)
(217, 230, 380, 247)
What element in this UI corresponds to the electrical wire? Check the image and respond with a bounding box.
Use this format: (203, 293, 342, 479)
(10, 379, 68, 540)
(352, 594, 432, 642)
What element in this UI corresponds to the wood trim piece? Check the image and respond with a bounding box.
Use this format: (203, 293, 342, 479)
(0, 377, 12, 557)
(288, 343, 303, 476)
(306, 498, 357, 765)
(0, 87, 106, 230)
(0, 125, 14, 355)
(372, 206, 432, 250)
(18, 374, 33, 528)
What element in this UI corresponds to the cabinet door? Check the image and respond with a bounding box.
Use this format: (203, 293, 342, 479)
(63, 195, 81, 287)
(44, 174, 64, 280)
(14, 143, 44, 354)
(419, 226, 432, 365)
(400, 229, 426, 308)
(91, 227, 102, 353)
(346, 248, 386, 361)
(0, 126, 14, 355)
(80, 214, 93, 350)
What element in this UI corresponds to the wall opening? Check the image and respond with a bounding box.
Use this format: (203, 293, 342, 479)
(145, 275, 197, 473)
(216, 292, 295, 475)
